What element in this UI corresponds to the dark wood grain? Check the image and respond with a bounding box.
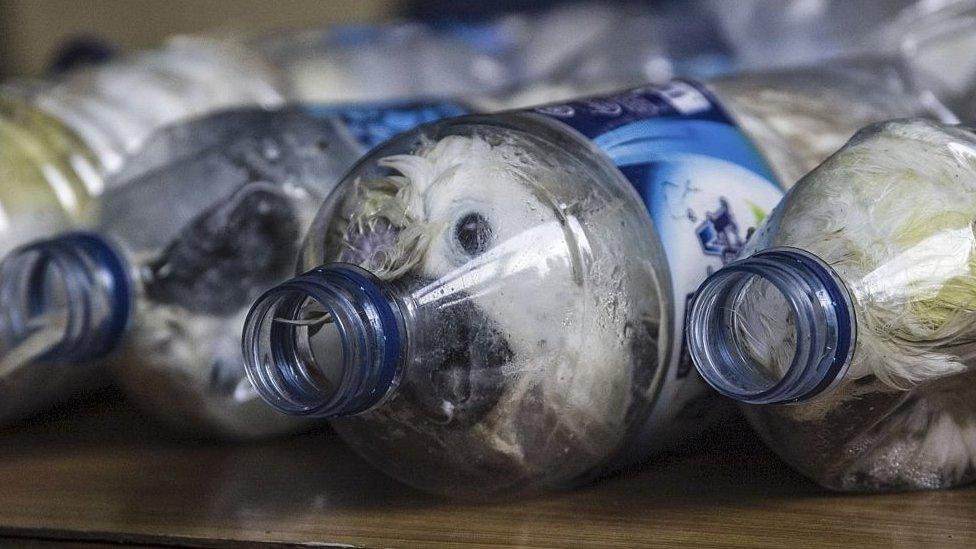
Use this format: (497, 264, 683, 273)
(0, 392, 972, 548)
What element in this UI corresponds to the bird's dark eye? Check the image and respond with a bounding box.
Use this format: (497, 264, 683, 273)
(454, 212, 493, 256)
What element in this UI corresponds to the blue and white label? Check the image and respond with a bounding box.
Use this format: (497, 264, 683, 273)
(534, 81, 785, 452)
(307, 101, 469, 151)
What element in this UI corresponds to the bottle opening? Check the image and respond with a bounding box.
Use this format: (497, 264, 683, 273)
(726, 274, 798, 392)
(292, 299, 345, 395)
(687, 247, 856, 405)
(34, 254, 71, 318)
(0, 247, 70, 372)
(248, 291, 347, 411)
(242, 264, 404, 417)
(0, 233, 131, 367)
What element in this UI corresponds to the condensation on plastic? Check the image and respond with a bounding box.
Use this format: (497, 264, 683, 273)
(720, 119, 976, 491)
(295, 115, 669, 497)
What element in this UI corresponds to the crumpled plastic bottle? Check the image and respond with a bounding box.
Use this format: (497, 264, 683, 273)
(687, 118, 976, 491)
(240, 66, 943, 497)
(0, 101, 465, 435)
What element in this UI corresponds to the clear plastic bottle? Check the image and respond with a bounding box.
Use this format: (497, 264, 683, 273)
(687, 119, 976, 491)
(0, 96, 102, 258)
(708, 0, 916, 71)
(252, 2, 730, 108)
(0, 101, 466, 434)
(882, 0, 976, 123)
(254, 23, 518, 105)
(0, 36, 286, 259)
(8, 36, 285, 175)
(240, 68, 937, 497)
(708, 58, 957, 188)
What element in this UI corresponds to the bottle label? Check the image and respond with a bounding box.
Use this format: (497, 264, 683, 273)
(306, 101, 469, 151)
(533, 81, 785, 457)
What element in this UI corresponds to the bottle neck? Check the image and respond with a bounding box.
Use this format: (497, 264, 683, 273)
(687, 247, 856, 405)
(242, 263, 407, 417)
(0, 232, 132, 365)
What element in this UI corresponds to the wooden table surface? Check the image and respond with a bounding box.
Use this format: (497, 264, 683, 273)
(0, 391, 972, 548)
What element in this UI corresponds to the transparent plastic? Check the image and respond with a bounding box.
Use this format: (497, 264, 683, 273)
(254, 22, 517, 104)
(0, 96, 102, 257)
(710, 0, 976, 121)
(688, 119, 976, 491)
(240, 61, 952, 496)
(0, 107, 361, 435)
(710, 58, 955, 188)
(880, 0, 976, 122)
(0, 36, 286, 259)
(103, 108, 364, 438)
(709, 0, 915, 70)
(490, 60, 948, 167)
(5, 36, 284, 176)
(0, 234, 127, 424)
(244, 115, 671, 497)
(251, 2, 735, 109)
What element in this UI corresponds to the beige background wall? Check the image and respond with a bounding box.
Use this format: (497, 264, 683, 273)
(0, 0, 399, 77)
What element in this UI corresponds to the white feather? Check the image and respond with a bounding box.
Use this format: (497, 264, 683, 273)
(740, 119, 976, 490)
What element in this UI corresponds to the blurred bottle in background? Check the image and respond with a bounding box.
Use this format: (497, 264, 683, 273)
(710, 57, 957, 187)
(0, 96, 102, 258)
(7, 36, 285, 174)
(881, 0, 976, 122)
(0, 36, 286, 260)
(254, 2, 734, 107)
(269, 0, 976, 124)
(708, 0, 917, 71)
(709, 0, 976, 123)
(0, 100, 466, 437)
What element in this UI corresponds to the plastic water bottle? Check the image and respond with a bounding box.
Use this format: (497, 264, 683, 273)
(252, 1, 735, 109)
(8, 36, 285, 174)
(0, 36, 286, 260)
(882, 0, 976, 122)
(0, 101, 466, 435)
(241, 63, 944, 497)
(0, 96, 102, 258)
(709, 0, 915, 70)
(687, 119, 976, 492)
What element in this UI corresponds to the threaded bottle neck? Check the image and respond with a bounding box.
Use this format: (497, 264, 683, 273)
(242, 263, 406, 417)
(0, 232, 132, 364)
(687, 247, 856, 405)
